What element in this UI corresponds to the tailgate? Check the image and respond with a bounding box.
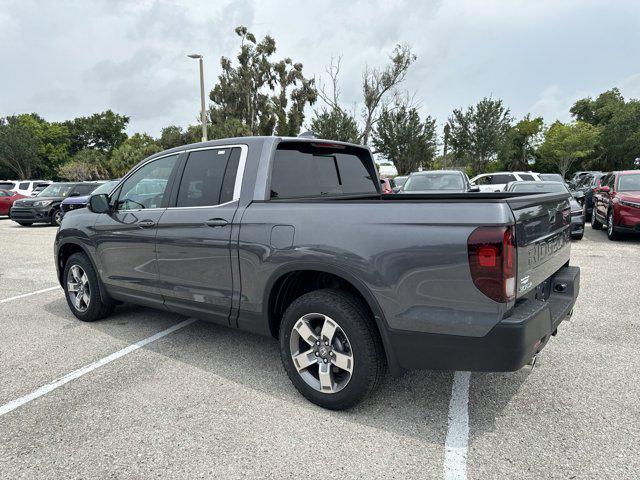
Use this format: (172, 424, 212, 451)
(506, 192, 572, 298)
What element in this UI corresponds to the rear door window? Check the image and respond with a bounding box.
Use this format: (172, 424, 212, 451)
(175, 147, 241, 207)
(19, 182, 30, 190)
(270, 143, 377, 199)
(491, 174, 517, 184)
(474, 175, 491, 185)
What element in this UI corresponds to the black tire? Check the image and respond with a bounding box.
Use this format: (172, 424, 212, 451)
(63, 252, 114, 322)
(16, 221, 33, 226)
(572, 233, 584, 241)
(591, 208, 602, 230)
(51, 208, 63, 226)
(606, 210, 620, 240)
(279, 289, 385, 410)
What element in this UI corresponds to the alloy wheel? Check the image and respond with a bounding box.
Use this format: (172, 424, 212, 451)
(289, 313, 354, 394)
(54, 209, 63, 226)
(67, 265, 91, 312)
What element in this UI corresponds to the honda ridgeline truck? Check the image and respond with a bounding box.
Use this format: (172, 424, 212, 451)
(54, 137, 580, 409)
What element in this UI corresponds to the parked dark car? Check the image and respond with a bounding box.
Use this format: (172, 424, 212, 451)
(55, 136, 579, 409)
(505, 181, 585, 240)
(592, 170, 640, 240)
(575, 172, 604, 219)
(60, 180, 119, 216)
(10, 182, 100, 226)
(399, 170, 478, 193)
(568, 170, 601, 189)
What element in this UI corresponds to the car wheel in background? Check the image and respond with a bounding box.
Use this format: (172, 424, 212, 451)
(51, 208, 63, 226)
(591, 208, 602, 230)
(607, 210, 620, 240)
(572, 233, 584, 241)
(279, 289, 385, 410)
(63, 252, 114, 322)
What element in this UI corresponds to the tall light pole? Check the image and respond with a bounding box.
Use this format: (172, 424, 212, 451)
(188, 54, 207, 142)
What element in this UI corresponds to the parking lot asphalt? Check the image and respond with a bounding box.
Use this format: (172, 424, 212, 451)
(0, 216, 638, 479)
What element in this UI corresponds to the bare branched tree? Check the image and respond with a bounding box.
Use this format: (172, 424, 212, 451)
(360, 44, 416, 145)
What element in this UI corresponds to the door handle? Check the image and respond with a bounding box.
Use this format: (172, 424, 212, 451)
(138, 219, 156, 228)
(205, 218, 228, 228)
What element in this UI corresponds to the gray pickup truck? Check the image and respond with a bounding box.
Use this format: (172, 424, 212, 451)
(55, 136, 580, 409)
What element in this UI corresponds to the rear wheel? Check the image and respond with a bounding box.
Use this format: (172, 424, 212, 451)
(607, 210, 620, 240)
(279, 289, 385, 410)
(591, 208, 602, 230)
(63, 252, 114, 322)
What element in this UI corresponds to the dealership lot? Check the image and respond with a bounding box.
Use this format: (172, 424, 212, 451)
(0, 218, 638, 479)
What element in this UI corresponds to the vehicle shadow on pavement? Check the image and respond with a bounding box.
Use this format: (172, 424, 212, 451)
(38, 299, 528, 443)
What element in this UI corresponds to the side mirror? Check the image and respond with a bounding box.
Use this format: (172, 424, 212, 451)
(600, 186, 610, 193)
(88, 193, 110, 214)
(469, 185, 480, 192)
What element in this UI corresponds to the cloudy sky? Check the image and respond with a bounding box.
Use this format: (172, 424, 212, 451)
(2, 0, 639, 137)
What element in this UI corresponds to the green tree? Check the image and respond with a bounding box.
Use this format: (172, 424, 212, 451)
(310, 108, 360, 143)
(538, 121, 600, 178)
(58, 149, 109, 181)
(570, 88, 625, 126)
(209, 26, 317, 137)
(108, 133, 162, 177)
(15, 113, 70, 179)
(600, 100, 640, 170)
(65, 110, 129, 155)
(499, 114, 544, 171)
(159, 125, 186, 150)
(0, 116, 41, 178)
(372, 105, 438, 175)
(448, 97, 512, 175)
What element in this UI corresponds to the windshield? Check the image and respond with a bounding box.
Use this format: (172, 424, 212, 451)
(92, 181, 119, 195)
(403, 173, 464, 191)
(394, 176, 408, 187)
(618, 174, 640, 191)
(39, 183, 74, 197)
(539, 174, 564, 182)
(511, 182, 568, 193)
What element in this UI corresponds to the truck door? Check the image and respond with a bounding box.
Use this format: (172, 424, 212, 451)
(155, 146, 243, 325)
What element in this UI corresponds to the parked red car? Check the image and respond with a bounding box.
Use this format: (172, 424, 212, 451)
(592, 170, 640, 240)
(0, 190, 27, 216)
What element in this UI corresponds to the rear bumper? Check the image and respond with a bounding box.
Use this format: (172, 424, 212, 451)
(388, 265, 580, 372)
(571, 213, 585, 236)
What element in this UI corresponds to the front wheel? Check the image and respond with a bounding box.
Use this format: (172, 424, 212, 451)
(607, 210, 620, 240)
(279, 289, 385, 410)
(51, 208, 63, 226)
(63, 252, 114, 322)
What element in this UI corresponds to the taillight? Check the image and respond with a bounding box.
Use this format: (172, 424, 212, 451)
(467, 226, 516, 303)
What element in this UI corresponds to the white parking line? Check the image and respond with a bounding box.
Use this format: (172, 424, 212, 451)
(0, 286, 61, 304)
(0, 318, 196, 417)
(443, 371, 471, 480)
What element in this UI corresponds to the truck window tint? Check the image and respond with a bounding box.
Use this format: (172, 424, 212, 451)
(519, 174, 534, 181)
(220, 148, 241, 204)
(491, 174, 516, 184)
(474, 176, 491, 185)
(117, 154, 178, 210)
(19, 182, 30, 190)
(270, 144, 377, 198)
(176, 148, 238, 207)
(73, 184, 98, 195)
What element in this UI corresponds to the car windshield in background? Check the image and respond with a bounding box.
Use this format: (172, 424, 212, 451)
(618, 174, 640, 191)
(0, 182, 15, 190)
(403, 173, 464, 191)
(394, 176, 408, 187)
(540, 174, 564, 182)
(511, 183, 568, 193)
(92, 181, 119, 195)
(39, 184, 74, 197)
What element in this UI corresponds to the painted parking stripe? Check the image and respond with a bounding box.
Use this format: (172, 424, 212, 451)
(443, 371, 471, 480)
(0, 318, 196, 417)
(0, 286, 61, 304)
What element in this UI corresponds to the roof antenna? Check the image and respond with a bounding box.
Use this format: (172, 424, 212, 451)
(298, 130, 316, 139)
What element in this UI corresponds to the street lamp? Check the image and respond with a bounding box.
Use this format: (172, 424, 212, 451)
(188, 54, 207, 142)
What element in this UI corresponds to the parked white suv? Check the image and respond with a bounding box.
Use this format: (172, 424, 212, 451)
(469, 172, 541, 192)
(10, 180, 51, 196)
